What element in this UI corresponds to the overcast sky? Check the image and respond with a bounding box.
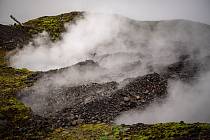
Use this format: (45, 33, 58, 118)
(0, 0, 210, 25)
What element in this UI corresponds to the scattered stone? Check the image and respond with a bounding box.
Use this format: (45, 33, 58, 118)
(136, 95, 140, 99)
(45, 72, 168, 127)
(77, 119, 84, 124)
(123, 97, 130, 102)
(71, 120, 77, 126)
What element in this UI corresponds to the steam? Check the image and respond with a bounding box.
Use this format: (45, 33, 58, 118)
(10, 14, 123, 71)
(113, 17, 210, 124)
(115, 72, 210, 124)
(10, 13, 210, 122)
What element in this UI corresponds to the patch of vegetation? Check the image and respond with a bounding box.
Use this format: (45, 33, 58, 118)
(23, 12, 84, 41)
(135, 122, 210, 139)
(46, 122, 210, 140)
(46, 123, 128, 140)
(0, 49, 6, 66)
(0, 49, 34, 123)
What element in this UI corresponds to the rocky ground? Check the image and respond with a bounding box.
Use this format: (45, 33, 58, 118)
(1, 12, 210, 139)
(0, 24, 29, 50)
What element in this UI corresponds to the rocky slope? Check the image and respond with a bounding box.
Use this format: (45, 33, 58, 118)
(1, 11, 210, 139)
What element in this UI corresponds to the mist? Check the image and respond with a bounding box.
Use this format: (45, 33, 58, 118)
(10, 13, 124, 71)
(115, 72, 210, 124)
(10, 13, 210, 72)
(9, 12, 210, 123)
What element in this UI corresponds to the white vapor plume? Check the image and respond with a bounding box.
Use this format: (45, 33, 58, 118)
(10, 13, 210, 121)
(10, 13, 123, 71)
(115, 72, 210, 124)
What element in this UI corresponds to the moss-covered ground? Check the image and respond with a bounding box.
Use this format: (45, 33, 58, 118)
(23, 11, 84, 41)
(0, 49, 37, 139)
(46, 122, 210, 140)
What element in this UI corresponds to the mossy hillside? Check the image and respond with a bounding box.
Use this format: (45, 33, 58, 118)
(0, 49, 6, 66)
(23, 12, 84, 41)
(46, 123, 128, 140)
(136, 122, 210, 139)
(46, 122, 210, 140)
(0, 49, 34, 123)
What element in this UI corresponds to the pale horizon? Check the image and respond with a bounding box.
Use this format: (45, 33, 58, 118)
(0, 0, 210, 25)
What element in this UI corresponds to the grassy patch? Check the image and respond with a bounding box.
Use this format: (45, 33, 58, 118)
(0, 49, 34, 123)
(46, 122, 210, 140)
(133, 122, 210, 140)
(23, 12, 84, 41)
(0, 50, 7, 66)
(46, 124, 128, 140)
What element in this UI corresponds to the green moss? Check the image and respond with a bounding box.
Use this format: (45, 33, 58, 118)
(0, 97, 31, 122)
(133, 122, 210, 140)
(46, 124, 129, 140)
(0, 50, 6, 66)
(24, 12, 84, 41)
(46, 122, 210, 140)
(0, 49, 35, 123)
(46, 124, 113, 140)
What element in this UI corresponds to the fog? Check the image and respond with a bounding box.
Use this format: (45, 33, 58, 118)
(9, 12, 210, 123)
(0, 0, 210, 25)
(115, 73, 210, 124)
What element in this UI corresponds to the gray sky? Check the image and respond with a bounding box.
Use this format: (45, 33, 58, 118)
(0, 0, 210, 25)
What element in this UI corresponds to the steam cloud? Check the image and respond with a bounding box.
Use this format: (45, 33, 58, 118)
(10, 14, 124, 71)
(10, 13, 210, 123)
(115, 73, 210, 124)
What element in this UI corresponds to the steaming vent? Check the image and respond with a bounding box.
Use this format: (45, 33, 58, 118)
(10, 13, 210, 126)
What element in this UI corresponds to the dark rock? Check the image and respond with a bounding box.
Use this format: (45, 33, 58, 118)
(0, 113, 6, 119)
(0, 24, 30, 50)
(0, 119, 9, 129)
(44, 72, 168, 127)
